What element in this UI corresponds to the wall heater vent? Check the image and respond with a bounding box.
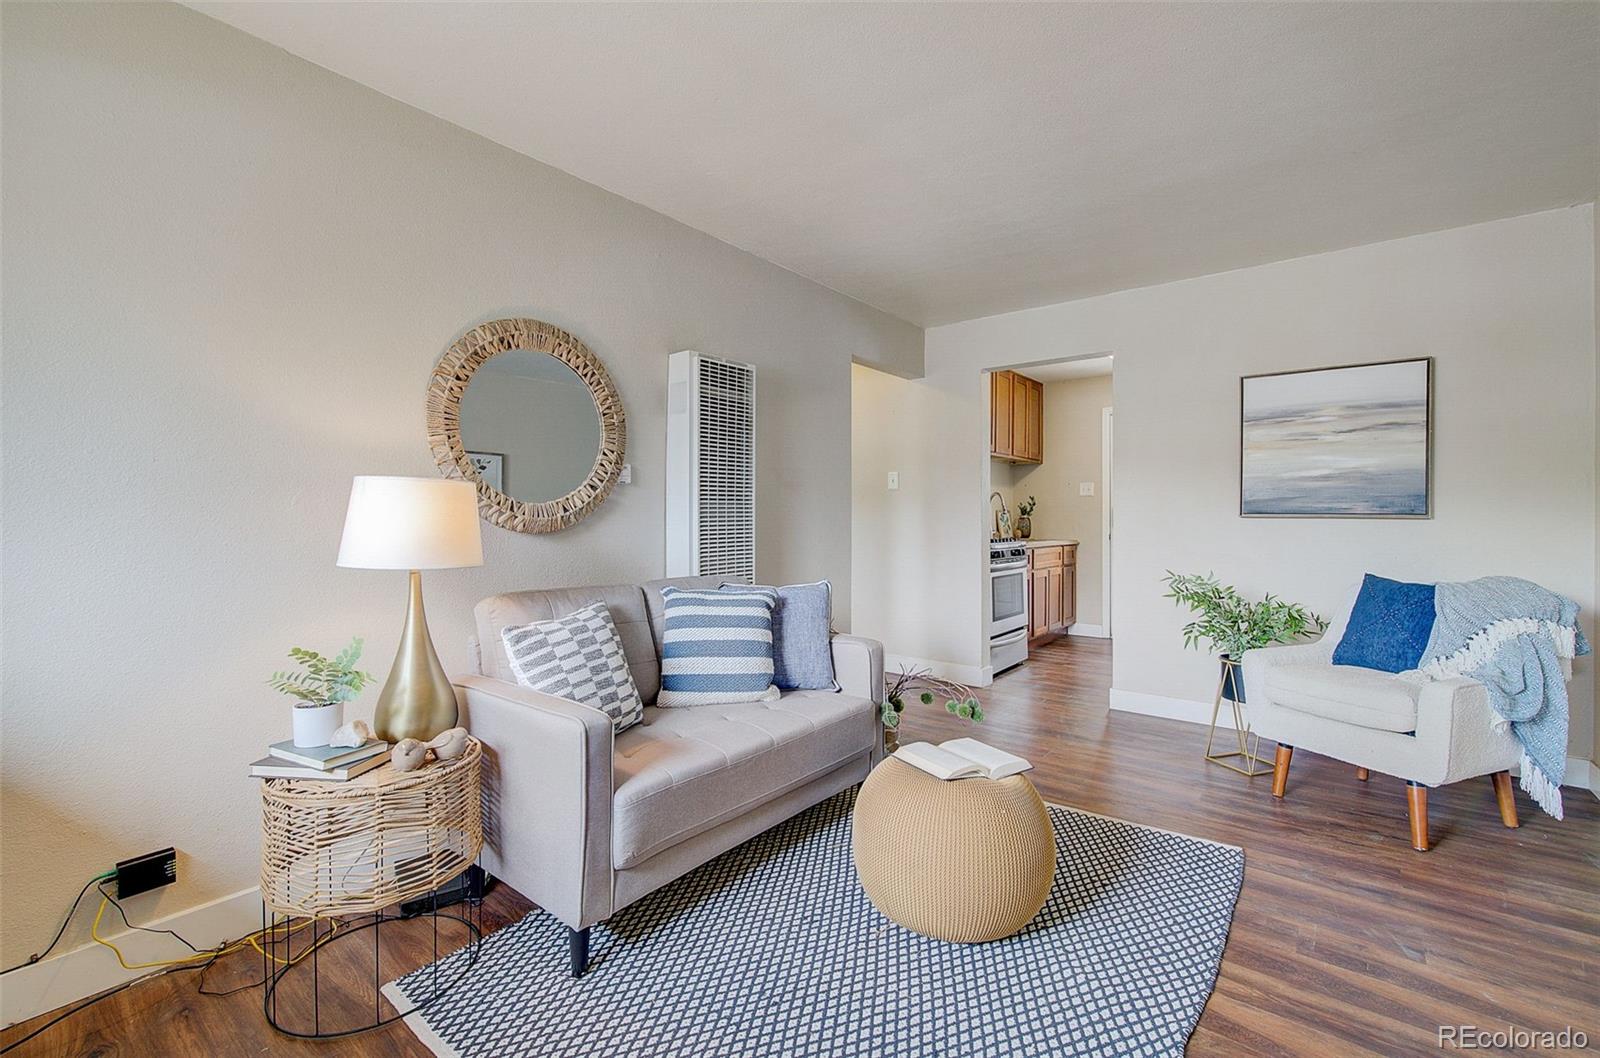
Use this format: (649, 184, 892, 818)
(666, 351, 756, 582)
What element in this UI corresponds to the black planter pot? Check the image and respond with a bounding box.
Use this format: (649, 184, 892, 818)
(1219, 655, 1246, 703)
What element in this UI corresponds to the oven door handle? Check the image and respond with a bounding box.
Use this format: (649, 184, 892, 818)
(991, 627, 1028, 646)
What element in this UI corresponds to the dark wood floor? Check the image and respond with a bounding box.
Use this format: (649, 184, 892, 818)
(5, 636, 1596, 1056)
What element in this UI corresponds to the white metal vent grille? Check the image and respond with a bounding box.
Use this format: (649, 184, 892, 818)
(666, 352, 756, 582)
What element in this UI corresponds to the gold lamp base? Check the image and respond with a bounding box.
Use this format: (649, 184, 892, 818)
(374, 570, 458, 743)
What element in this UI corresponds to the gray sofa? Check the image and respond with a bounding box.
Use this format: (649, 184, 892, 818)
(454, 575, 885, 974)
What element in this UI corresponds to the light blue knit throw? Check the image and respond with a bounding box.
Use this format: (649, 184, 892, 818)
(1418, 576, 1590, 819)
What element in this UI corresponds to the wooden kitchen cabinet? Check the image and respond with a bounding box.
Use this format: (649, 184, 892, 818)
(1027, 543, 1077, 645)
(989, 370, 1043, 463)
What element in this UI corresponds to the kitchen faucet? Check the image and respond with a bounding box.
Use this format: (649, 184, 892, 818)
(990, 491, 1010, 539)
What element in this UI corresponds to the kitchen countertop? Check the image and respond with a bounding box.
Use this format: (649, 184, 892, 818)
(1024, 539, 1078, 548)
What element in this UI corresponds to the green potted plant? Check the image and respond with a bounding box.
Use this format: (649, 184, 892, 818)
(268, 638, 373, 747)
(1161, 572, 1326, 702)
(881, 666, 984, 753)
(1015, 496, 1037, 540)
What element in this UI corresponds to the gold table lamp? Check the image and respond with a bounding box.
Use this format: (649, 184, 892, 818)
(337, 476, 484, 743)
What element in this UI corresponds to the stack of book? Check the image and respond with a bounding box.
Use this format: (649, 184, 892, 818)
(249, 739, 389, 781)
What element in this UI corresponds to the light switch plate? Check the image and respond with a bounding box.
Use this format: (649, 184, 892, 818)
(887, 471, 900, 490)
(1079, 481, 1095, 496)
(619, 463, 633, 485)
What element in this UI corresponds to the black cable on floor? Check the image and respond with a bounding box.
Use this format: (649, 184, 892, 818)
(0, 873, 115, 977)
(0, 962, 209, 1055)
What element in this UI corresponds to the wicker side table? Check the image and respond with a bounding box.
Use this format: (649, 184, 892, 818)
(258, 738, 484, 1038)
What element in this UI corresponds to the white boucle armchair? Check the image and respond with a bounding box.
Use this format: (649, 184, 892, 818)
(1241, 587, 1540, 852)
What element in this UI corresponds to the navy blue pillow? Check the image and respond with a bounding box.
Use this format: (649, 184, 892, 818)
(1332, 574, 1436, 673)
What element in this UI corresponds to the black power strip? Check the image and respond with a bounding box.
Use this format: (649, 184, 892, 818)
(115, 848, 177, 899)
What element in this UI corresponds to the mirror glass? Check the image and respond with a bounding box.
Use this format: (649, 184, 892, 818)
(458, 349, 602, 503)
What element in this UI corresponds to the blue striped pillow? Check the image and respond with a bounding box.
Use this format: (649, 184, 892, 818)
(656, 585, 781, 707)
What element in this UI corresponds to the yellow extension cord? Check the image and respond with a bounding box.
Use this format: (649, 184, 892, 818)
(90, 896, 336, 971)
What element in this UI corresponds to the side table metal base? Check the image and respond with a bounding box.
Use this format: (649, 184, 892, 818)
(262, 885, 483, 1039)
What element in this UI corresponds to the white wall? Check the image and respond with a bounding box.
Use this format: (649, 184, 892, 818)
(856, 207, 1596, 760)
(1014, 375, 1113, 628)
(0, 1, 921, 972)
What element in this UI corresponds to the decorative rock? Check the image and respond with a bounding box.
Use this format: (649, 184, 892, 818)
(427, 727, 471, 761)
(328, 719, 373, 749)
(391, 738, 429, 773)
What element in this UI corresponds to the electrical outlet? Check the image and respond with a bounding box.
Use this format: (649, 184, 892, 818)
(116, 847, 177, 899)
(1079, 482, 1095, 496)
(618, 463, 632, 485)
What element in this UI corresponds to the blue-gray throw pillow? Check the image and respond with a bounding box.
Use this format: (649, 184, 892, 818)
(1332, 574, 1436, 673)
(657, 585, 781, 707)
(721, 581, 835, 690)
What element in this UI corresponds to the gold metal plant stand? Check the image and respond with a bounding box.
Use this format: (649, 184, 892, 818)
(1204, 657, 1272, 777)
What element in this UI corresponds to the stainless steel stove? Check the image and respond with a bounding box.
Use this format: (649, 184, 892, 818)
(989, 539, 1029, 673)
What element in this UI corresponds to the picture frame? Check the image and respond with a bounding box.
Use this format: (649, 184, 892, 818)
(1240, 357, 1432, 519)
(467, 451, 504, 493)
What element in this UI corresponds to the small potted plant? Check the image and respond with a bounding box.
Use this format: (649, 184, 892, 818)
(1015, 496, 1037, 540)
(1161, 572, 1325, 701)
(881, 666, 984, 753)
(268, 638, 373, 747)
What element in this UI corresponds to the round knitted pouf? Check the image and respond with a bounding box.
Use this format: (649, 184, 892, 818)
(851, 755, 1055, 942)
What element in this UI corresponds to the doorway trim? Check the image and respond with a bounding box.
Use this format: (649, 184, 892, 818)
(1101, 405, 1113, 638)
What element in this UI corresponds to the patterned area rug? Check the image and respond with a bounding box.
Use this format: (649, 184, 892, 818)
(385, 788, 1243, 1058)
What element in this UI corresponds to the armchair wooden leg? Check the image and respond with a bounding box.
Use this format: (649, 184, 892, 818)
(1355, 767, 1369, 782)
(569, 926, 590, 978)
(1406, 781, 1429, 852)
(1271, 745, 1293, 799)
(1490, 771, 1519, 828)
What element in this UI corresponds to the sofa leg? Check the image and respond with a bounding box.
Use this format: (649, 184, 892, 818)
(1355, 766, 1369, 782)
(1406, 781, 1429, 852)
(568, 926, 590, 978)
(1270, 745, 1293, 798)
(1490, 771, 1519, 829)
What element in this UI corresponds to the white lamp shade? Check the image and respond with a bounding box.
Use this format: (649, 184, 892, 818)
(337, 476, 484, 570)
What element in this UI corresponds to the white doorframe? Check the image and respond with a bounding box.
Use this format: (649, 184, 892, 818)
(1101, 405, 1113, 638)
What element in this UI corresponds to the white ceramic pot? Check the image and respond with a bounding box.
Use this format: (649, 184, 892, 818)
(292, 703, 343, 748)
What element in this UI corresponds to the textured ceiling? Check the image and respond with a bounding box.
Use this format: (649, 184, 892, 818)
(190, 2, 1600, 326)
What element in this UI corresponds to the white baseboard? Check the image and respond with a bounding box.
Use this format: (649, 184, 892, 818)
(1109, 688, 1235, 729)
(1110, 687, 1600, 798)
(1066, 624, 1107, 638)
(0, 886, 261, 1029)
(884, 653, 991, 687)
(1564, 756, 1598, 801)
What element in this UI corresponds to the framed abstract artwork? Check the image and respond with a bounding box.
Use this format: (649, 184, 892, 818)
(467, 451, 504, 492)
(1240, 357, 1432, 518)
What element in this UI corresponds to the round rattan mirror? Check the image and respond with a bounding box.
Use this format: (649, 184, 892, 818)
(427, 318, 626, 533)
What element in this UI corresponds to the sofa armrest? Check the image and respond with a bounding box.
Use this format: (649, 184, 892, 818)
(832, 634, 884, 704)
(1240, 638, 1335, 704)
(455, 675, 614, 930)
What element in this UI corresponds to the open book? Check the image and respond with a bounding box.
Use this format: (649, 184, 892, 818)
(896, 738, 1032, 781)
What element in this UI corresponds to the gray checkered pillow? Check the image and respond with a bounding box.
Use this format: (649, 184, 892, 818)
(501, 602, 644, 733)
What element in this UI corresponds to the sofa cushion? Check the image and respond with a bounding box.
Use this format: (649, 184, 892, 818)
(501, 602, 644, 733)
(720, 581, 836, 690)
(642, 575, 728, 659)
(610, 690, 877, 869)
(657, 585, 781, 707)
(1331, 573, 1436, 673)
(1265, 664, 1421, 732)
(475, 584, 660, 702)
